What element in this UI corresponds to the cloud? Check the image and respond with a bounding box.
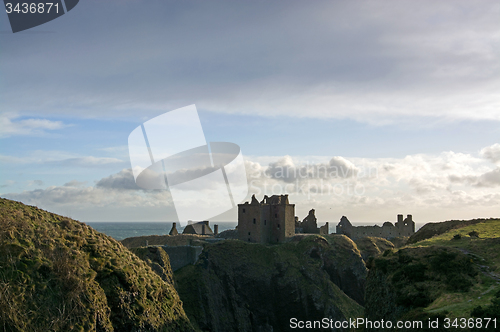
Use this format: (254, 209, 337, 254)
(0, 180, 16, 188)
(0, 113, 69, 138)
(1, 0, 499, 124)
(64, 180, 87, 187)
(263, 155, 360, 183)
(451, 167, 500, 188)
(54, 156, 124, 167)
(4, 145, 500, 222)
(95, 169, 139, 190)
(0, 151, 124, 167)
(481, 143, 500, 163)
(477, 168, 500, 187)
(4, 180, 174, 213)
(27, 180, 44, 187)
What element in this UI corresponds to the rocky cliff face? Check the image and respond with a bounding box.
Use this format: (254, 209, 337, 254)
(354, 236, 395, 261)
(174, 235, 366, 332)
(0, 198, 193, 332)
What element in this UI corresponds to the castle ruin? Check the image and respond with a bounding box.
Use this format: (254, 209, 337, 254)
(336, 214, 415, 240)
(295, 209, 329, 235)
(238, 194, 295, 243)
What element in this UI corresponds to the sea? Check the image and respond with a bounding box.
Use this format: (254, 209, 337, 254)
(84, 221, 425, 241)
(85, 221, 237, 241)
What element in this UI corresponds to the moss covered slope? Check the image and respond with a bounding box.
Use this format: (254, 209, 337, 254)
(0, 198, 193, 332)
(364, 218, 500, 331)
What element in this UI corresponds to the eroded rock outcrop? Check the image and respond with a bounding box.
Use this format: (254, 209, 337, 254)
(175, 235, 366, 332)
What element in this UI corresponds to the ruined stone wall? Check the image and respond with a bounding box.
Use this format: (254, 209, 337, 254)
(238, 204, 262, 243)
(347, 223, 412, 240)
(163, 245, 203, 271)
(319, 222, 329, 235)
(260, 204, 271, 244)
(336, 215, 415, 240)
(284, 204, 296, 240)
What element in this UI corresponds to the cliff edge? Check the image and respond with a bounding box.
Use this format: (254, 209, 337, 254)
(0, 198, 194, 332)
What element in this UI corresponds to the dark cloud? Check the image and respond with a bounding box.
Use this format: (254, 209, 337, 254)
(95, 169, 139, 190)
(264, 156, 359, 183)
(1, 0, 498, 123)
(476, 168, 500, 187)
(448, 167, 500, 187)
(481, 143, 500, 163)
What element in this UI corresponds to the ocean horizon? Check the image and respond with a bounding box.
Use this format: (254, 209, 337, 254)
(85, 221, 425, 241)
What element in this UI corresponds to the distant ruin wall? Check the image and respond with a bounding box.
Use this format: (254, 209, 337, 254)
(319, 222, 329, 235)
(336, 215, 415, 240)
(163, 245, 203, 271)
(348, 225, 397, 239)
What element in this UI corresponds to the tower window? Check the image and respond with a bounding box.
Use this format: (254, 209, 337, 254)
(264, 220, 266, 225)
(277, 224, 280, 229)
(253, 218, 256, 224)
(275, 214, 278, 218)
(248, 232, 251, 235)
(243, 208, 246, 213)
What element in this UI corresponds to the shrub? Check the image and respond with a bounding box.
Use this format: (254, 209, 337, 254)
(374, 258, 390, 273)
(469, 230, 479, 238)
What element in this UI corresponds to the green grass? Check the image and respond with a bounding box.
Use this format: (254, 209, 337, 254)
(0, 198, 194, 331)
(403, 219, 500, 320)
(409, 219, 500, 247)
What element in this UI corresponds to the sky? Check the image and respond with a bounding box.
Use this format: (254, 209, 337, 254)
(1, 0, 499, 226)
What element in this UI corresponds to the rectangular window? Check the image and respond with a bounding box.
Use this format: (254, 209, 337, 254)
(248, 232, 251, 235)
(253, 218, 256, 224)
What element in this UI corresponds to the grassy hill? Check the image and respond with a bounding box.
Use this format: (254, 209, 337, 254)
(365, 218, 500, 330)
(174, 235, 366, 331)
(0, 198, 193, 332)
(408, 219, 500, 318)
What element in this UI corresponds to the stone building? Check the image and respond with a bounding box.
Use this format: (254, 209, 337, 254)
(168, 220, 218, 236)
(336, 214, 415, 240)
(238, 194, 295, 244)
(169, 222, 179, 235)
(295, 209, 329, 235)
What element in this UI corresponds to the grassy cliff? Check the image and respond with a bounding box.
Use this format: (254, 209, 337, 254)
(364, 218, 500, 331)
(174, 234, 365, 332)
(122, 234, 211, 248)
(0, 198, 193, 332)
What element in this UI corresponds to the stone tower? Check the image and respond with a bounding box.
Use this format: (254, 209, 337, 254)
(395, 214, 415, 236)
(238, 194, 295, 244)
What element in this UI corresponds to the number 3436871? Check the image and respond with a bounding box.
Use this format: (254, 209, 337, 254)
(5, 2, 60, 14)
